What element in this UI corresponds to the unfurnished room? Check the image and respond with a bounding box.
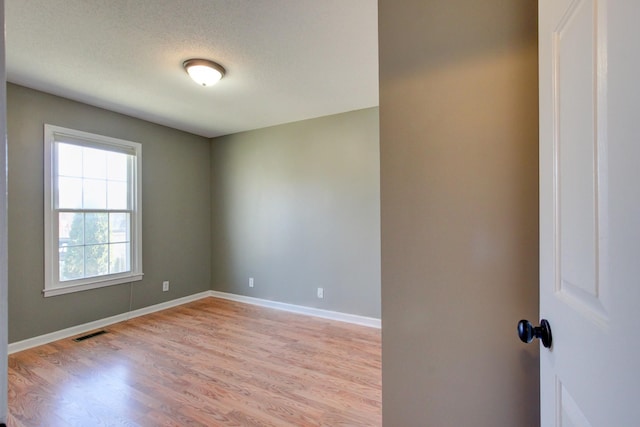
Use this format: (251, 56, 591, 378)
(1, 1, 639, 426)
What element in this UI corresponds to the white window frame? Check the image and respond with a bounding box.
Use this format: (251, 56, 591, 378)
(43, 124, 143, 297)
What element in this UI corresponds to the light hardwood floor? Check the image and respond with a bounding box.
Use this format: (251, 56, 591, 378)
(7, 297, 381, 426)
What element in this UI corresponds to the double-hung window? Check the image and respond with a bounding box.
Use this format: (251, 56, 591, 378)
(44, 125, 143, 297)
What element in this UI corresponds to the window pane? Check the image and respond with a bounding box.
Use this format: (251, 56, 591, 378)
(107, 181, 129, 210)
(58, 177, 83, 209)
(45, 125, 142, 293)
(60, 246, 84, 281)
(107, 152, 129, 181)
(85, 244, 109, 277)
(59, 212, 84, 246)
(110, 243, 130, 274)
(83, 179, 107, 209)
(83, 147, 107, 179)
(109, 213, 130, 243)
(85, 213, 109, 244)
(57, 143, 83, 177)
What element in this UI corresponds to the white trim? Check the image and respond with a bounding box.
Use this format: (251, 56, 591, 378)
(209, 291, 381, 329)
(43, 124, 143, 297)
(8, 291, 210, 354)
(43, 273, 144, 297)
(9, 291, 381, 354)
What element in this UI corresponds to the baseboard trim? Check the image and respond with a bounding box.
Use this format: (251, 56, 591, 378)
(8, 291, 211, 354)
(9, 290, 380, 354)
(209, 291, 381, 329)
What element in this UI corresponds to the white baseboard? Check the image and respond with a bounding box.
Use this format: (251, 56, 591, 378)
(209, 291, 381, 329)
(8, 291, 211, 354)
(9, 290, 381, 354)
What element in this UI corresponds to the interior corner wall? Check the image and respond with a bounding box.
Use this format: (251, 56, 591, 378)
(7, 84, 212, 342)
(379, 1, 540, 426)
(210, 108, 381, 318)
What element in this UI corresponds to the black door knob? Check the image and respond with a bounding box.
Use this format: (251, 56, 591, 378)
(517, 319, 552, 348)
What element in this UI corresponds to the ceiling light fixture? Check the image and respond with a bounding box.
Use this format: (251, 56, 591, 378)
(183, 58, 226, 87)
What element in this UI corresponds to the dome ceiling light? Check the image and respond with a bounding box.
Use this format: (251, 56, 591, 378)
(183, 58, 226, 87)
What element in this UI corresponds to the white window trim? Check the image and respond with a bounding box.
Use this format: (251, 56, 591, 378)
(43, 124, 143, 297)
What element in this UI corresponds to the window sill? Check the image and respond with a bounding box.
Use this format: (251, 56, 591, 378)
(43, 273, 143, 297)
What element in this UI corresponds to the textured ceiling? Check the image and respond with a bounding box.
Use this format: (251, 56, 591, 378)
(6, 0, 378, 138)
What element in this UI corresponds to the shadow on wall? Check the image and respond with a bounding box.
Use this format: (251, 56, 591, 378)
(379, 0, 539, 425)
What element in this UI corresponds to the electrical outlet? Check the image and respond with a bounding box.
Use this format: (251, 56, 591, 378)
(162, 281, 169, 292)
(317, 287, 324, 299)
(249, 277, 254, 288)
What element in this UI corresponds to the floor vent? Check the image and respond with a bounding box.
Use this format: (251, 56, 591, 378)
(73, 330, 108, 342)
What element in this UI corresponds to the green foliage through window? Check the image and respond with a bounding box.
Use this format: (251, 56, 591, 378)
(60, 212, 130, 281)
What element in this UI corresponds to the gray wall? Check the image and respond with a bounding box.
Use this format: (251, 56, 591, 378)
(0, 1, 8, 422)
(211, 108, 381, 318)
(7, 84, 212, 342)
(379, 1, 540, 426)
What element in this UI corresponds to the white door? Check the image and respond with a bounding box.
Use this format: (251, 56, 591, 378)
(538, 0, 640, 425)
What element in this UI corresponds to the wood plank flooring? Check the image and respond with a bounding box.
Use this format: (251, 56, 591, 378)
(7, 297, 381, 426)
